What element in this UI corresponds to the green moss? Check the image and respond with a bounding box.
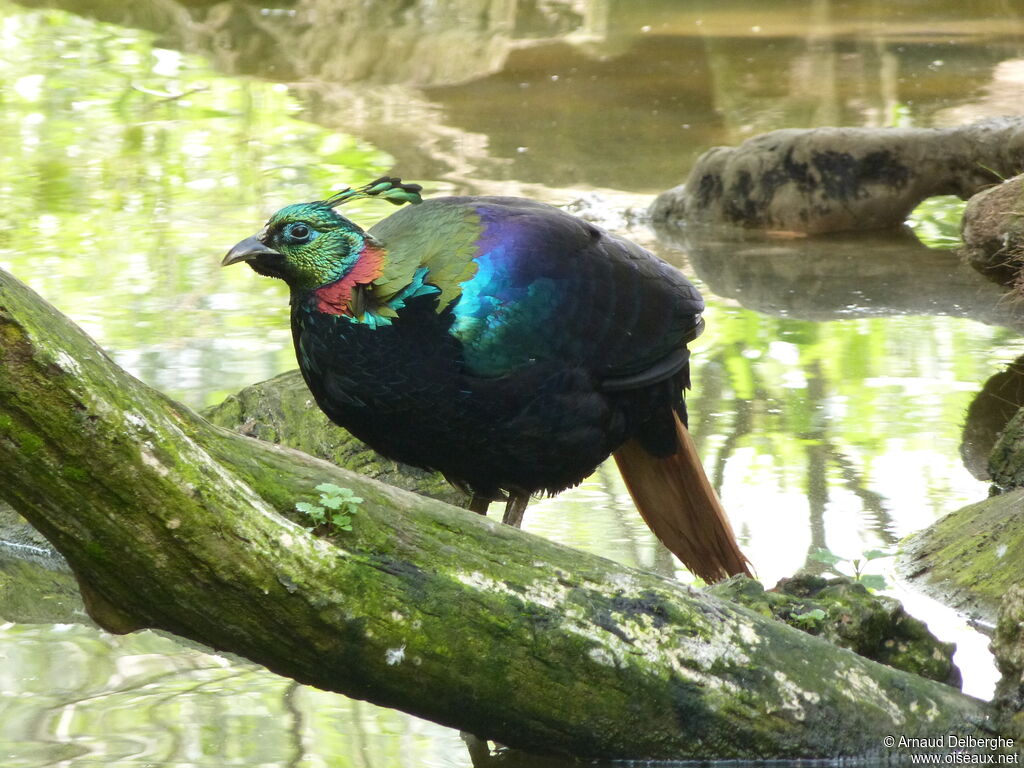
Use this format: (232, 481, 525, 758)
(15, 431, 44, 455)
(62, 466, 89, 483)
(83, 539, 108, 564)
(708, 575, 960, 687)
(901, 489, 1024, 624)
(0, 265, 1003, 758)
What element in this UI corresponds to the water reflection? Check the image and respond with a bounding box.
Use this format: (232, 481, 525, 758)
(0, 623, 475, 768)
(10, 0, 1024, 191)
(660, 221, 1024, 328)
(962, 355, 1024, 481)
(1, 0, 1022, 765)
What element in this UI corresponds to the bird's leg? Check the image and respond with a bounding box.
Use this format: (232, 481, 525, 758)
(501, 490, 530, 528)
(468, 495, 491, 515)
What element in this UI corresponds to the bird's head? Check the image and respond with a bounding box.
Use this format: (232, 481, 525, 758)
(222, 201, 370, 292)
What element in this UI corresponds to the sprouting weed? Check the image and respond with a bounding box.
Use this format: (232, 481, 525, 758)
(790, 608, 827, 628)
(295, 482, 362, 532)
(809, 547, 891, 591)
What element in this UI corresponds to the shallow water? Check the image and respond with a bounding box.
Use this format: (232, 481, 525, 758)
(1, 0, 1023, 765)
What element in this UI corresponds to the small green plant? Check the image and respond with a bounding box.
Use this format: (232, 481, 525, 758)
(295, 482, 362, 532)
(790, 608, 827, 629)
(809, 547, 890, 591)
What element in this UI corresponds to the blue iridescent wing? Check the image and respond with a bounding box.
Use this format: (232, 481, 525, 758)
(441, 197, 704, 384)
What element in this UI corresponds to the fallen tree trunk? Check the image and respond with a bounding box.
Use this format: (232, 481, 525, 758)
(0, 268, 1009, 759)
(650, 117, 1024, 234)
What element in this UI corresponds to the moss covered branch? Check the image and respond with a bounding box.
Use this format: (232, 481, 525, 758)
(0, 268, 1010, 760)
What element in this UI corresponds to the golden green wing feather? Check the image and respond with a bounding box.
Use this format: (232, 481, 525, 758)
(368, 200, 483, 317)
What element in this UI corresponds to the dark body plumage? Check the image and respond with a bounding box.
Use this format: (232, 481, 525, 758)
(224, 180, 749, 581)
(292, 196, 701, 500)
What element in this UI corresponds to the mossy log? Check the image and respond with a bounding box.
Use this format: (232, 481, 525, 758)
(0, 365, 464, 624)
(650, 117, 1024, 234)
(900, 490, 1024, 626)
(0, 268, 1010, 760)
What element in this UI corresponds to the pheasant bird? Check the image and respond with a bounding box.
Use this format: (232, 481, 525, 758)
(223, 178, 749, 582)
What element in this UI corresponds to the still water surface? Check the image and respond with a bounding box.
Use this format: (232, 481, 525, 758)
(1, 0, 1023, 765)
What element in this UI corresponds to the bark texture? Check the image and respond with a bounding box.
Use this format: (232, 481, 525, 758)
(0, 268, 1010, 760)
(650, 117, 1024, 234)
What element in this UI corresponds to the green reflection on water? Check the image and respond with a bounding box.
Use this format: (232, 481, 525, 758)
(909, 196, 968, 249)
(0, 0, 394, 408)
(528, 307, 1009, 589)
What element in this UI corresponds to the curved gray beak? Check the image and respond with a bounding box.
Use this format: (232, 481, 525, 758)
(221, 236, 281, 267)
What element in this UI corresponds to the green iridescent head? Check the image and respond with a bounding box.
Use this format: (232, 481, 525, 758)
(222, 201, 367, 292)
(222, 177, 422, 292)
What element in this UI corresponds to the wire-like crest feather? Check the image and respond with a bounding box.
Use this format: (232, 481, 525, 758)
(325, 177, 423, 208)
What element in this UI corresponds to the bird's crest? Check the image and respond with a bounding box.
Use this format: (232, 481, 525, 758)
(325, 177, 423, 208)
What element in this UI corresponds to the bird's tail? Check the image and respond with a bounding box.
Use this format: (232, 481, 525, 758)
(613, 411, 751, 583)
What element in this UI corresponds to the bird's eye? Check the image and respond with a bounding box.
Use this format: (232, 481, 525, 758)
(284, 223, 313, 243)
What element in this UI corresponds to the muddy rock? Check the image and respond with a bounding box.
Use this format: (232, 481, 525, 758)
(961, 172, 1024, 284)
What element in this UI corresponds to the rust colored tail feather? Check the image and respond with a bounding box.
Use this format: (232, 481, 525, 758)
(613, 412, 751, 583)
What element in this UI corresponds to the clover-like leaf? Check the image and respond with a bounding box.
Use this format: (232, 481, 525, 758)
(809, 547, 842, 567)
(858, 574, 888, 591)
(315, 482, 347, 495)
